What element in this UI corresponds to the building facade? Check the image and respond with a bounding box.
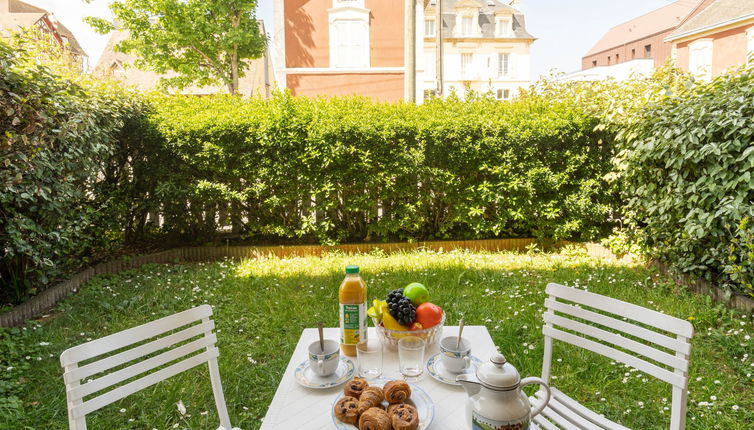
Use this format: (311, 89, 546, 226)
(572, 1, 699, 81)
(423, 0, 534, 100)
(274, 0, 425, 102)
(666, 0, 754, 80)
(0, 0, 87, 70)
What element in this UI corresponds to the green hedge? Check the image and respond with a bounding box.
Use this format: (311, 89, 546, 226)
(150, 93, 616, 244)
(619, 69, 754, 297)
(0, 40, 153, 303)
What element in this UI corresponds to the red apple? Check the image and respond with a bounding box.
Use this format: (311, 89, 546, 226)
(409, 322, 424, 331)
(415, 303, 443, 329)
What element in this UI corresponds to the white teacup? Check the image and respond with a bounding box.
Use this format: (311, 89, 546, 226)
(308, 339, 340, 377)
(440, 336, 471, 373)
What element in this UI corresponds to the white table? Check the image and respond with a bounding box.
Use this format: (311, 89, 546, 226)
(260, 325, 497, 429)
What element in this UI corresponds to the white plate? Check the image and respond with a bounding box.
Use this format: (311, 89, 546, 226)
(331, 379, 434, 429)
(294, 356, 355, 389)
(426, 352, 482, 386)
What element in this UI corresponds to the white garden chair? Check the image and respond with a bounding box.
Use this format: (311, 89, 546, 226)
(59, 305, 232, 430)
(531, 283, 694, 430)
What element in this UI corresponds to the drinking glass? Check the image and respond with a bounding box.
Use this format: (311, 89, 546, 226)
(357, 341, 383, 379)
(398, 337, 425, 381)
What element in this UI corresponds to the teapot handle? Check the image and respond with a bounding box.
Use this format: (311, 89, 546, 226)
(520, 377, 551, 418)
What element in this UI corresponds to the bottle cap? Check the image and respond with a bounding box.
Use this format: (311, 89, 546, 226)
(345, 265, 360, 274)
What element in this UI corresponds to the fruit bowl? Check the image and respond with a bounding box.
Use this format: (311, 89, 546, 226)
(372, 311, 445, 351)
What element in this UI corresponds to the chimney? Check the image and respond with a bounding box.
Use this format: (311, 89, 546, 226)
(509, 0, 520, 7)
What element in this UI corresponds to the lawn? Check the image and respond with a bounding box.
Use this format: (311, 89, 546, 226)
(1, 249, 751, 429)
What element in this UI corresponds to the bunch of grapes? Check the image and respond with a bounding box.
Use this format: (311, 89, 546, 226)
(386, 288, 416, 326)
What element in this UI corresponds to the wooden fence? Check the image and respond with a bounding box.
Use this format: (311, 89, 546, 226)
(1, 238, 751, 327)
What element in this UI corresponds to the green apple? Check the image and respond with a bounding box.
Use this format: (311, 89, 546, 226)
(403, 282, 430, 305)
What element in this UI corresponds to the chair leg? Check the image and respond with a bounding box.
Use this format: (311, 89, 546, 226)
(208, 358, 232, 429)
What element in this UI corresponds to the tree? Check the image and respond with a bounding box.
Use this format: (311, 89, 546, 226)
(86, 0, 266, 94)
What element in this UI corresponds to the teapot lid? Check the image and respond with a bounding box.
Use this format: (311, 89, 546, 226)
(476, 353, 520, 390)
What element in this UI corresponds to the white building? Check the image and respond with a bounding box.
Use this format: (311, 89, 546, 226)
(422, 0, 535, 100)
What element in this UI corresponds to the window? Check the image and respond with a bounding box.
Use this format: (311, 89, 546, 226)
(631, 48, 636, 59)
(333, 20, 369, 68)
(425, 18, 435, 37)
(607, 56, 611, 65)
(496, 17, 511, 37)
(644, 44, 652, 58)
(462, 16, 473, 36)
(615, 53, 619, 62)
(592, 60, 597, 67)
(498, 53, 510, 77)
(496, 89, 510, 100)
(689, 39, 713, 81)
(461, 53, 473, 76)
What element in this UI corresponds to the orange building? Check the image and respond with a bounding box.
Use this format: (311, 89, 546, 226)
(582, 1, 699, 71)
(666, 0, 754, 80)
(274, 0, 422, 102)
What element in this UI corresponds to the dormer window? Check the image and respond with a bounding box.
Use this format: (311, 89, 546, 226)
(425, 18, 436, 37)
(496, 17, 511, 37)
(461, 16, 474, 36)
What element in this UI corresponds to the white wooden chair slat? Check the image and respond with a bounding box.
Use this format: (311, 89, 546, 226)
(538, 401, 582, 430)
(539, 283, 693, 430)
(532, 414, 561, 430)
(544, 298, 690, 354)
(60, 305, 232, 430)
(544, 312, 688, 372)
(549, 388, 631, 430)
(60, 305, 213, 366)
(64, 320, 215, 384)
(543, 395, 606, 430)
(545, 284, 693, 338)
(72, 348, 219, 419)
(542, 326, 684, 388)
(69, 334, 217, 400)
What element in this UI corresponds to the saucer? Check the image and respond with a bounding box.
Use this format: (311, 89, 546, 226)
(426, 352, 482, 386)
(294, 356, 354, 389)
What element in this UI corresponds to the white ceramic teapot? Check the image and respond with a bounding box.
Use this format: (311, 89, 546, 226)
(457, 353, 551, 430)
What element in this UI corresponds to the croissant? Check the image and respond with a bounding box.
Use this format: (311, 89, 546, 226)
(334, 396, 360, 425)
(383, 380, 411, 404)
(358, 386, 386, 414)
(344, 377, 369, 399)
(358, 407, 392, 430)
(391, 403, 419, 430)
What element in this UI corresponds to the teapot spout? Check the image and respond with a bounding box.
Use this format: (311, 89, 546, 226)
(456, 374, 482, 396)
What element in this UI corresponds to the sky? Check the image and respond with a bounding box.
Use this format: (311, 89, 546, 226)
(24, 0, 679, 77)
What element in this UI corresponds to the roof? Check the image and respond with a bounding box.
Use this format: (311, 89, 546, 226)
(0, 0, 46, 29)
(0, 0, 87, 56)
(425, 0, 535, 39)
(585, 1, 699, 56)
(53, 20, 86, 55)
(667, 0, 754, 40)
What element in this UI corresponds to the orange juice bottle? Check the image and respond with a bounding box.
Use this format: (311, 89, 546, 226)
(339, 265, 367, 356)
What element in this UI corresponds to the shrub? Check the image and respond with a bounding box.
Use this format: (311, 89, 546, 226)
(618, 68, 754, 297)
(149, 92, 616, 244)
(0, 38, 151, 303)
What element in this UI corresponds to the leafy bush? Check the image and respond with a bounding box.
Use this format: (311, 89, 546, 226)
(618, 68, 754, 297)
(0, 38, 152, 303)
(149, 92, 616, 244)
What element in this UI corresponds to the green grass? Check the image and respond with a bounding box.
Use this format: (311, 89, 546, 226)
(1, 249, 752, 429)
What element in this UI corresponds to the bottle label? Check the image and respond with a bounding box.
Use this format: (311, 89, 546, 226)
(340, 303, 367, 345)
(472, 411, 530, 430)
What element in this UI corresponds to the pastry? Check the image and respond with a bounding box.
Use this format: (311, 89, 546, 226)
(334, 396, 360, 425)
(344, 377, 369, 399)
(390, 403, 419, 430)
(358, 386, 386, 414)
(383, 380, 411, 404)
(387, 403, 403, 416)
(358, 407, 392, 430)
